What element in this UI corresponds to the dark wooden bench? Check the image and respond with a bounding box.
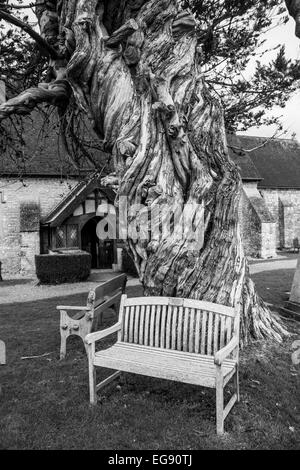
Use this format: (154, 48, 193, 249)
(56, 274, 127, 359)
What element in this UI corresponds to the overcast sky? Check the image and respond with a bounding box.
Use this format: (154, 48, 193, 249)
(242, 18, 300, 141)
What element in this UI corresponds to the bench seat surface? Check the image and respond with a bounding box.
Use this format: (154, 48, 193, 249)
(94, 342, 236, 388)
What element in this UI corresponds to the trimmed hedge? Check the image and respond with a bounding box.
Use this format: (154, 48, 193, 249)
(35, 252, 92, 284)
(121, 249, 138, 277)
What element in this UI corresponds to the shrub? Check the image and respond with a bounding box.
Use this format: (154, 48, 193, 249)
(121, 249, 138, 276)
(35, 252, 92, 284)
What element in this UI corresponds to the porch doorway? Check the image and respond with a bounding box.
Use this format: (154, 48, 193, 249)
(81, 217, 114, 269)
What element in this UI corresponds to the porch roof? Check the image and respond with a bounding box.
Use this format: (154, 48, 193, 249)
(41, 173, 115, 227)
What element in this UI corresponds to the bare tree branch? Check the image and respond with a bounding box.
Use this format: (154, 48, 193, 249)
(0, 8, 61, 59)
(6, 2, 46, 10)
(228, 130, 286, 154)
(0, 80, 71, 122)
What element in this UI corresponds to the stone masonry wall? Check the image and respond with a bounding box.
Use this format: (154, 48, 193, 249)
(261, 189, 300, 248)
(239, 183, 277, 259)
(239, 189, 262, 258)
(0, 177, 78, 277)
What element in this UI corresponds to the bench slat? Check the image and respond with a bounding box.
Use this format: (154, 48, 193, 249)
(207, 311, 213, 355)
(94, 342, 236, 388)
(177, 306, 183, 352)
(134, 305, 140, 344)
(94, 274, 127, 304)
(183, 307, 189, 352)
(123, 306, 129, 343)
(166, 305, 172, 350)
(124, 297, 235, 317)
(214, 314, 220, 354)
(155, 305, 161, 348)
(194, 308, 200, 354)
(225, 317, 232, 346)
(119, 295, 236, 355)
(115, 342, 236, 366)
(129, 306, 134, 344)
(171, 306, 177, 350)
(150, 305, 156, 347)
(139, 305, 145, 345)
(220, 315, 225, 349)
(189, 308, 195, 353)
(200, 311, 207, 355)
(144, 305, 151, 346)
(160, 305, 167, 349)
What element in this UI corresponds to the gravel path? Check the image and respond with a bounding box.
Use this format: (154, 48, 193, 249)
(249, 258, 298, 274)
(0, 273, 141, 305)
(0, 256, 298, 305)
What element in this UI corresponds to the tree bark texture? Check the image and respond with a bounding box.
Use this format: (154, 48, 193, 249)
(286, 0, 300, 37)
(0, 0, 289, 344)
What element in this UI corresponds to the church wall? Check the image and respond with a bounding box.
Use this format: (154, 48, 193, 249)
(0, 177, 78, 278)
(261, 189, 300, 248)
(239, 188, 262, 258)
(239, 183, 277, 259)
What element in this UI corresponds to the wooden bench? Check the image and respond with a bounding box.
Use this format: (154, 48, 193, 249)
(57, 274, 127, 360)
(85, 295, 240, 435)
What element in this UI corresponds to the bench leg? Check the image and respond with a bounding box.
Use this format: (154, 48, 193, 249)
(60, 332, 67, 360)
(235, 366, 240, 402)
(216, 368, 224, 435)
(87, 345, 97, 405)
(60, 311, 93, 360)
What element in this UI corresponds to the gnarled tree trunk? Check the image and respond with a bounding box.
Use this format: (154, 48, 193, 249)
(0, 0, 289, 344)
(286, 0, 300, 37)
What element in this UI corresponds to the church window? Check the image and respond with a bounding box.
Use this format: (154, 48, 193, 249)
(56, 225, 79, 248)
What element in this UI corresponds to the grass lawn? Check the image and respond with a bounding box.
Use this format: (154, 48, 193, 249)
(0, 271, 299, 450)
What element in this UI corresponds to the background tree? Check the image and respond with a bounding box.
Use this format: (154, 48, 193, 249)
(0, 0, 296, 343)
(1, 1, 299, 132)
(185, 0, 300, 132)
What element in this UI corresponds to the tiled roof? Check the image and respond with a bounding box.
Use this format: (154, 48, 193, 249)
(0, 109, 109, 178)
(2, 111, 300, 191)
(228, 134, 300, 189)
(227, 134, 262, 181)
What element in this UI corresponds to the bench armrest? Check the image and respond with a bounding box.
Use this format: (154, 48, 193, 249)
(214, 336, 239, 366)
(56, 306, 91, 311)
(85, 322, 122, 345)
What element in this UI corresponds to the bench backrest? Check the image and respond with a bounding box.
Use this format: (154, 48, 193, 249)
(118, 296, 240, 355)
(87, 274, 127, 310)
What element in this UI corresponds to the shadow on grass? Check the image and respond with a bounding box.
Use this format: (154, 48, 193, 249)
(0, 278, 299, 449)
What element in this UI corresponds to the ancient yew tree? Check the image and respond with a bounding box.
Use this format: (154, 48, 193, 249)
(0, 0, 294, 343)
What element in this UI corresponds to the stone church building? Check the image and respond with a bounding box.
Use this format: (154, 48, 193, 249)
(0, 103, 119, 278)
(228, 134, 300, 259)
(1, 123, 300, 277)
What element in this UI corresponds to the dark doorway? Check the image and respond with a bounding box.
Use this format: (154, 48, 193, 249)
(81, 217, 114, 269)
